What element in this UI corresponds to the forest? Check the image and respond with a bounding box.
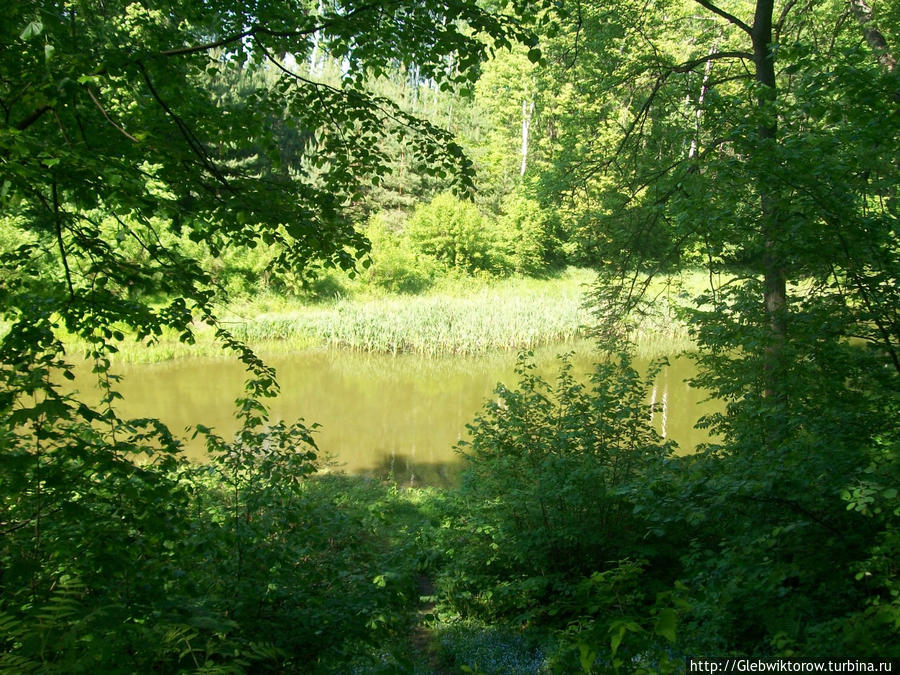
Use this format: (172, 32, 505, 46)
(1, 0, 898, 672)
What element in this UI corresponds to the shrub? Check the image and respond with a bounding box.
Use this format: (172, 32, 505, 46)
(407, 193, 503, 275)
(495, 191, 563, 275)
(364, 210, 440, 293)
(437, 351, 685, 672)
(457, 352, 676, 581)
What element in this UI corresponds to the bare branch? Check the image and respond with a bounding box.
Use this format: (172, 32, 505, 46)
(159, 28, 256, 57)
(85, 86, 139, 143)
(691, 0, 753, 35)
(52, 110, 73, 147)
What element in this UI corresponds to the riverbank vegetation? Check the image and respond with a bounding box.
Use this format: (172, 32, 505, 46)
(46, 268, 599, 362)
(7, 266, 696, 363)
(2, 0, 898, 672)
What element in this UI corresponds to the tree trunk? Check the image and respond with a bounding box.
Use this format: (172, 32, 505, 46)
(753, 0, 788, 442)
(520, 95, 535, 176)
(689, 43, 717, 159)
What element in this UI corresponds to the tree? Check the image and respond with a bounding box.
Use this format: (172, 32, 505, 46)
(0, 0, 547, 417)
(470, 48, 539, 207)
(533, 0, 898, 421)
(526, 0, 899, 658)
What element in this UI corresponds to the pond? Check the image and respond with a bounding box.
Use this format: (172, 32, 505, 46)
(68, 342, 717, 487)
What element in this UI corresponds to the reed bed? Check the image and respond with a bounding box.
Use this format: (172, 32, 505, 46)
(229, 282, 594, 356)
(41, 268, 701, 362)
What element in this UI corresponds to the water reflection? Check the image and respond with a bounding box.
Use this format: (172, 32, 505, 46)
(67, 342, 718, 486)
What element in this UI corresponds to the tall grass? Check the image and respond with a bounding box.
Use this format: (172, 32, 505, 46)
(36, 267, 700, 363)
(229, 277, 594, 356)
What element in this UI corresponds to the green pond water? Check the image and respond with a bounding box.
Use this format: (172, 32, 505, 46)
(68, 342, 717, 487)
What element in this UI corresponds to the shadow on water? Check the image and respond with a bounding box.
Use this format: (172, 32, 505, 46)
(338, 452, 465, 489)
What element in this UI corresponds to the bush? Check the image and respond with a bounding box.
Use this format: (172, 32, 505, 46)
(436, 351, 685, 672)
(457, 352, 675, 582)
(495, 191, 563, 275)
(407, 193, 504, 275)
(363, 210, 440, 293)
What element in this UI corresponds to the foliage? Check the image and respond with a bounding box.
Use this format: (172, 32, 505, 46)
(467, 47, 539, 211)
(0, 0, 546, 670)
(519, 0, 900, 661)
(458, 352, 674, 579)
(363, 211, 440, 294)
(402, 190, 563, 277)
(435, 351, 685, 672)
(407, 193, 503, 274)
(0, 399, 439, 672)
(4, 0, 899, 669)
(839, 429, 900, 656)
(495, 189, 563, 275)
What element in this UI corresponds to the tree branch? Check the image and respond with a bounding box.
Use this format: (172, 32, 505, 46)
(135, 61, 233, 191)
(691, 0, 753, 35)
(85, 86, 139, 143)
(254, 40, 447, 142)
(775, 0, 800, 41)
(575, 50, 748, 186)
(0, 507, 63, 537)
(848, 0, 896, 72)
(16, 105, 51, 131)
(672, 50, 753, 72)
(158, 3, 385, 57)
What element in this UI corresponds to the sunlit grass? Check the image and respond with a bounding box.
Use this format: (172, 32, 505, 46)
(70, 268, 599, 362)
(229, 271, 595, 356)
(11, 267, 703, 363)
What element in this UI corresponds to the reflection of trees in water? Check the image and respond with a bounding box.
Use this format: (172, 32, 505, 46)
(649, 368, 670, 439)
(71, 341, 713, 473)
(287, 340, 598, 395)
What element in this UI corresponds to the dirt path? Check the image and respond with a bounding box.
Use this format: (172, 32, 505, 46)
(408, 573, 454, 674)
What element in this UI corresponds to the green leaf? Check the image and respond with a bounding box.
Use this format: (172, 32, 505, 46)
(578, 642, 597, 672)
(655, 607, 677, 643)
(609, 624, 626, 656)
(20, 20, 43, 41)
(527, 48, 542, 63)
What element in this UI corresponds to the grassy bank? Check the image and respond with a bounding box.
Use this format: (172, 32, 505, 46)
(1, 267, 701, 364)
(56, 268, 603, 363)
(227, 270, 596, 357)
